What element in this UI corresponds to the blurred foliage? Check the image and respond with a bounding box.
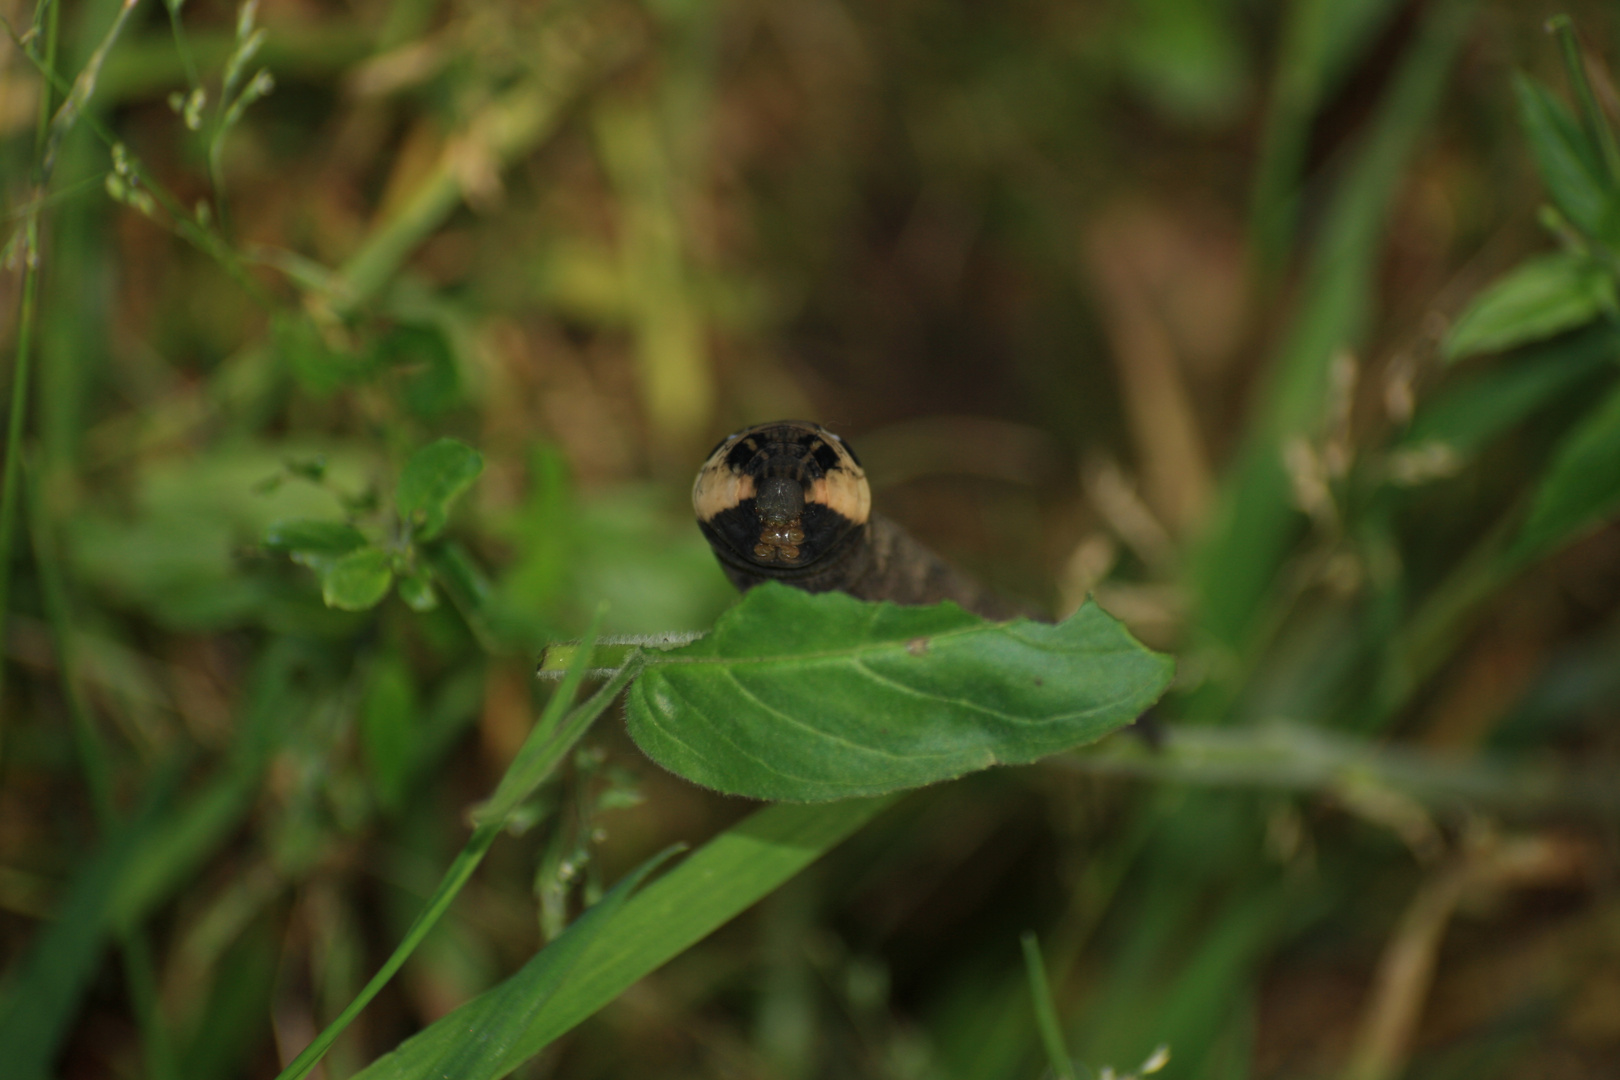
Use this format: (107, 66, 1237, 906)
(4, 0, 1620, 1078)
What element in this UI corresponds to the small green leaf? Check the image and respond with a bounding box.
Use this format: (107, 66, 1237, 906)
(1513, 73, 1618, 243)
(265, 519, 368, 571)
(397, 438, 483, 541)
(426, 540, 494, 611)
(1512, 376, 1620, 561)
(273, 313, 373, 397)
(625, 584, 1174, 802)
(397, 569, 438, 612)
(322, 546, 395, 611)
(1404, 324, 1619, 459)
(375, 323, 461, 418)
(265, 519, 366, 553)
(1444, 252, 1616, 362)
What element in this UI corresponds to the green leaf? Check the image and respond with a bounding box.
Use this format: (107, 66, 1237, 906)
(1395, 323, 1618, 473)
(265, 519, 368, 572)
(1192, 0, 1472, 657)
(1443, 252, 1617, 362)
(1512, 376, 1620, 561)
(375, 323, 462, 418)
(397, 438, 483, 542)
(274, 313, 374, 397)
(625, 584, 1173, 802)
(350, 797, 891, 1080)
(1513, 72, 1618, 243)
(396, 568, 438, 612)
(349, 846, 678, 1080)
(321, 546, 395, 610)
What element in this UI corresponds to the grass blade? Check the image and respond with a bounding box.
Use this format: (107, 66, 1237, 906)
(276, 614, 614, 1080)
(1193, 0, 1477, 661)
(1021, 933, 1078, 1080)
(350, 846, 681, 1080)
(456, 796, 893, 1062)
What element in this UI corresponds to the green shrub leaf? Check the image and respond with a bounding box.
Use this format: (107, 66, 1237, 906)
(265, 519, 368, 569)
(625, 583, 1173, 802)
(396, 569, 439, 612)
(1402, 324, 1619, 462)
(1443, 252, 1616, 362)
(322, 546, 395, 610)
(1512, 377, 1620, 561)
(397, 438, 484, 541)
(1513, 73, 1618, 243)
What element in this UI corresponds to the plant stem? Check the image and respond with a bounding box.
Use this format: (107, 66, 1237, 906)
(1021, 932, 1079, 1080)
(274, 622, 634, 1080)
(0, 0, 58, 748)
(29, 453, 179, 1080)
(1547, 15, 1620, 186)
(1065, 721, 1618, 822)
(0, 219, 40, 734)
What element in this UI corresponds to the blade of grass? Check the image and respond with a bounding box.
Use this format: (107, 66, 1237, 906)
(1063, 719, 1618, 821)
(0, 217, 41, 735)
(350, 794, 896, 1080)
(1248, 0, 1405, 279)
(274, 615, 622, 1080)
(24, 454, 179, 1080)
(0, 0, 59, 747)
(1021, 933, 1078, 1080)
(0, 764, 181, 1080)
(350, 845, 683, 1080)
(1546, 15, 1620, 187)
(1192, 0, 1478, 680)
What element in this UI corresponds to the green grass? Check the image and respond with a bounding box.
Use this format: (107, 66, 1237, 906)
(4, 1, 1620, 1079)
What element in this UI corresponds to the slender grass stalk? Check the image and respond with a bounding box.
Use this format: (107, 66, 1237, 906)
(28, 454, 179, 1080)
(1021, 932, 1079, 1080)
(40, 0, 144, 180)
(1547, 15, 1620, 186)
(273, 620, 641, 1080)
(24, 452, 112, 820)
(0, 0, 59, 746)
(0, 219, 40, 731)
(118, 927, 180, 1080)
(0, 10, 275, 306)
(163, 0, 200, 91)
(1065, 720, 1618, 821)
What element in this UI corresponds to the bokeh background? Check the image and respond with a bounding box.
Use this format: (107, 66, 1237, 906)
(3, 0, 1620, 1077)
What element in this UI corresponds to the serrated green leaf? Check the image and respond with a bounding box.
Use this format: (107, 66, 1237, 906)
(1512, 376, 1620, 561)
(397, 438, 483, 541)
(321, 546, 395, 610)
(1514, 73, 1618, 243)
(1444, 252, 1616, 362)
(625, 584, 1174, 802)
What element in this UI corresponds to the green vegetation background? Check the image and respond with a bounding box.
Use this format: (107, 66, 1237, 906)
(3, 0, 1620, 1077)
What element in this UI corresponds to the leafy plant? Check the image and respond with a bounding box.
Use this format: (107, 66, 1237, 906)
(5, 3, 1620, 1080)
